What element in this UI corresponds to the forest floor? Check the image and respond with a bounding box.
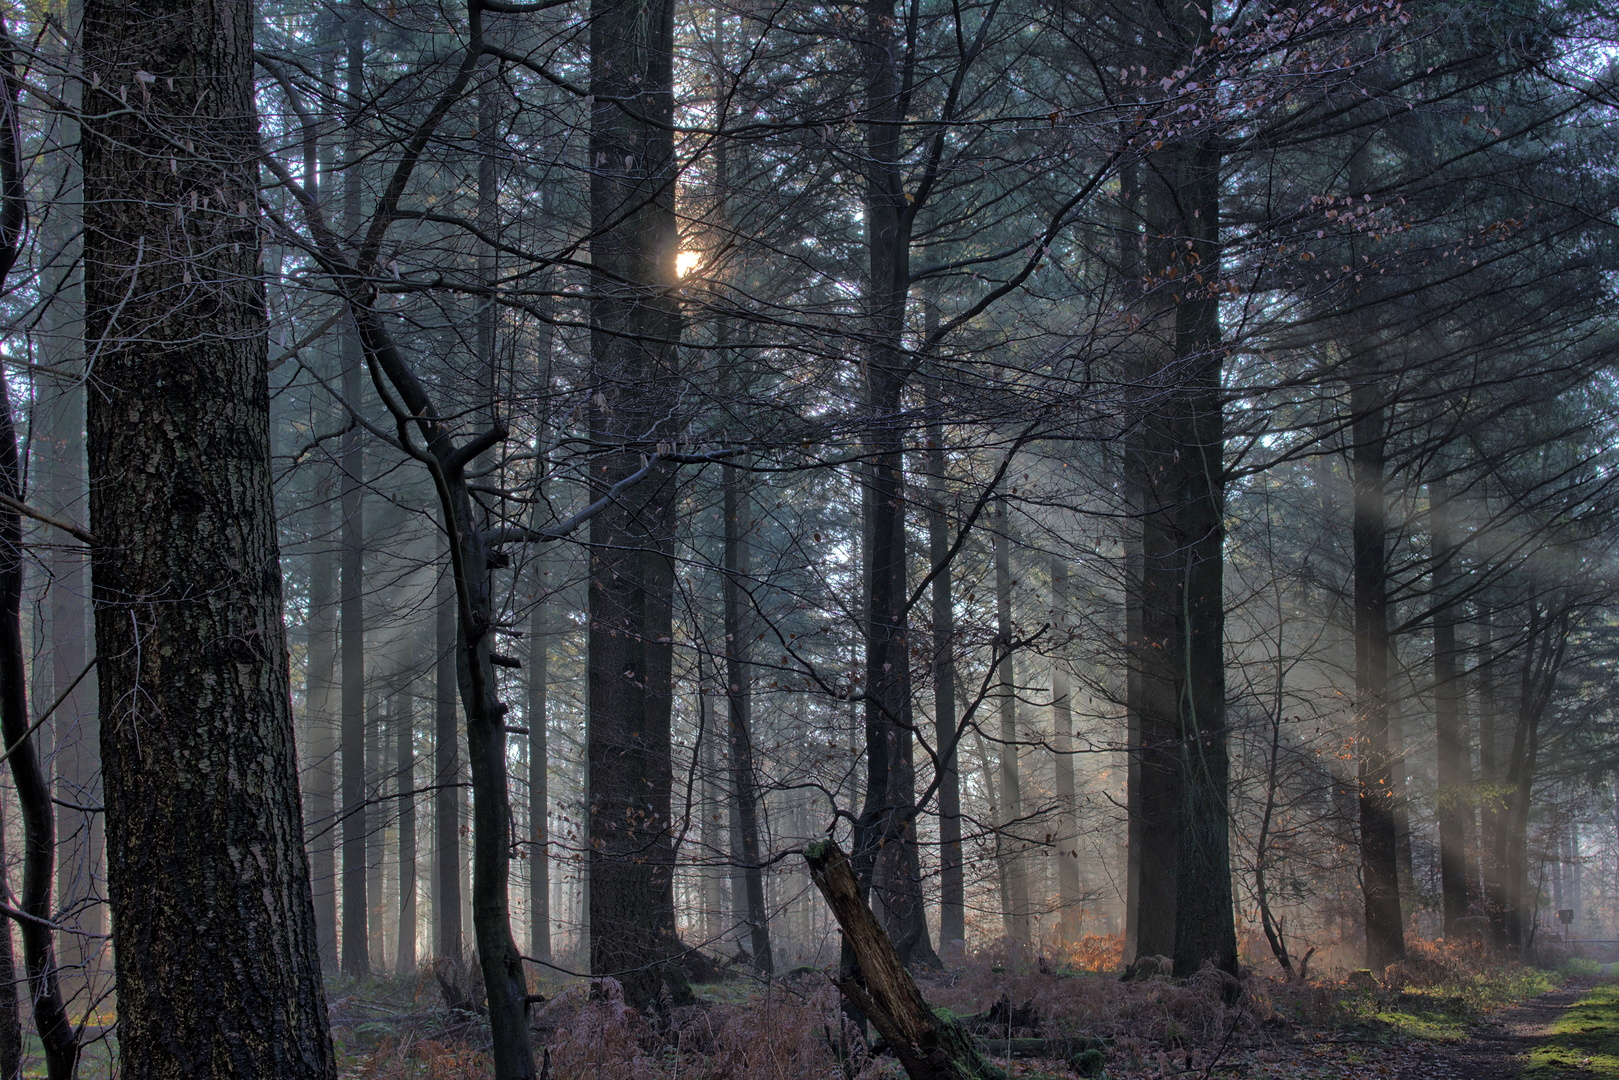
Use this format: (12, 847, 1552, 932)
(318, 943, 1615, 1080)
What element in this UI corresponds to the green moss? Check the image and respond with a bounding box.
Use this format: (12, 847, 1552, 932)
(1526, 982, 1619, 1078)
(805, 838, 834, 860)
(1338, 965, 1560, 1045)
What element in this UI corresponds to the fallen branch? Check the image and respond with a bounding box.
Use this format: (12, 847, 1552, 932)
(805, 839, 1000, 1080)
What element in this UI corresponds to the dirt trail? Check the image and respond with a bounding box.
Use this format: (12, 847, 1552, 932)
(1396, 980, 1599, 1080)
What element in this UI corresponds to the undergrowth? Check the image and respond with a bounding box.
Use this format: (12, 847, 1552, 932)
(1319, 938, 1560, 1044)
(342, 935, 1573, 1079)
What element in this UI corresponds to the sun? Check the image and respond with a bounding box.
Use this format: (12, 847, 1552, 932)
(676, 250, 701, 277)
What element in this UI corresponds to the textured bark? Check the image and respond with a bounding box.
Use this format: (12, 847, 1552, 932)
(993, 499, 1030, 944)
(80, 0, 336, 1072)
(1430, 480, 1471, 937)
(587, 0, 687, 1010)
(806, 841, 995, 1080)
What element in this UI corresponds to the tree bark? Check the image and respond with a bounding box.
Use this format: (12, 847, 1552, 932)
(527, 557, 551, 964)
(307, 499, 340, 972)
(1, 365, 79, 1080)
(1167, 134, 1235, 980)
(925, 374, 964, 952)
(723, 452, 773, 973)
(1051, 557, 1082, 946)
(80, 0, 336, 1069)
(850, 0, 937, 973)
(435, 564, 463, 961)
(1351, 355, 1403, 969)
(993, 498, 1030, 944)
(398, 686, 417, 972)
(587, 0, 688, 1010)
(1430, 480, 1471, 937)
(806, 841, 995, 1080)
(339, 6, 369, 979)
(1121, 150, 1179, 968)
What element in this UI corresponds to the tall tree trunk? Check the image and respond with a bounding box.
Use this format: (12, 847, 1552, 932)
(587, 0, 688, 1010)
(1431, 479, 1470, 937)
(307, 502, 340, 971)
(1, 376, 79, 1080)
(398, 685, 417, 972)
(993, 498, 1030, 945)
(38, 70, 102, 1007)
(527, 558, 551, 964)
(338, 6, 369, 979)
(0, 30, 75, 1079)
(1165, 134, 1233, 980)
(1121, 149, 1179, 968)
(368, 695, 388, 970)
(435, 567, 463, 960)
(1050, 557, 1082, 946)
(80, 0, 336, 1068)
(925, 375, 964, 953)
(723, 452, 773, 973)
(1351, 355, 1403, 969)
(850, 0, 937, 974)
(0, 800, 17, 1080)
(1476, 608, 1507, 946)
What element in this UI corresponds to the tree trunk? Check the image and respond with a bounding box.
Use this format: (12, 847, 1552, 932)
(1431, 479, 1471, 937)
(0, 799, 17, 1080)
(723, 454, 773, 973)
(1165, 134, 1234, 980)
(993, 498, 1030, 945)
(925, 374, 964, 953)
(398, 686, 417, 972)
(434, 565, 463, 961)
(80, 0, 336, 1069)
(38, 147, 102, 1014)
(1, 373, 79, 1080)
(1051, 557, 1082, 946)
(1351, 356, 1403, 969)
(369, 695, 389, 970)
(587, 0, 688, 1010)
(307, 500, 340, 971)
(1122, 151, 1179, 968)
(528, 557, 551, 964)
(339, 6, 369, 979)
(806, 841, 996, 1080)
(848, 0, 936, 973)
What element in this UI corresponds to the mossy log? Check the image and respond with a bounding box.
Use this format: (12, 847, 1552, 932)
(805, 840, 1000, 1080)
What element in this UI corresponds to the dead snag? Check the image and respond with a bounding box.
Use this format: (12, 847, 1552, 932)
(805, 840, 1000, 1080)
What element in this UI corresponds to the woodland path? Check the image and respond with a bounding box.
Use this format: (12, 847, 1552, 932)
(1395, 979, 1603, 1080)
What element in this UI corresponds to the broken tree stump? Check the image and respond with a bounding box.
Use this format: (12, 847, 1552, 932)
(805, 839, 1001, 1080)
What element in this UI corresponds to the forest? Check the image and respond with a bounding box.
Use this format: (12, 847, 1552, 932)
(0, 0, 1617, 1077)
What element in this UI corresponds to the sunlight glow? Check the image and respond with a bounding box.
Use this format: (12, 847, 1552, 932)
(676, 250, 700, 277)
